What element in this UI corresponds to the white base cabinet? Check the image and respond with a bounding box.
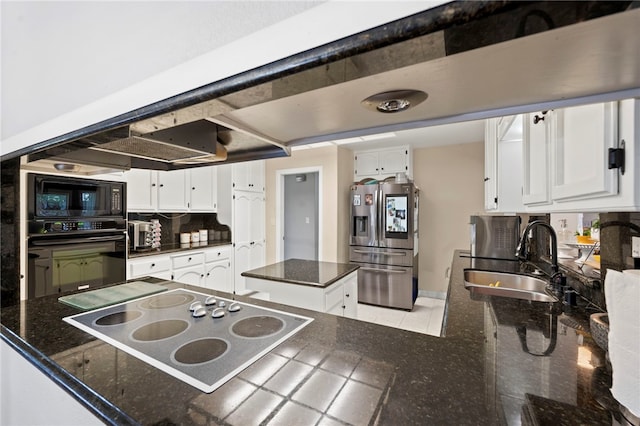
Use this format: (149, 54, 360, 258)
(244, 271, 358, 318)
(127, 245, 232, 292)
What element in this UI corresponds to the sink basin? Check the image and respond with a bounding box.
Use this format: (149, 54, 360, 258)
(463, 269, 558, 303)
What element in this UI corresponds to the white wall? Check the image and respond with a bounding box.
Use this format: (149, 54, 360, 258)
(413, 141, 485, 295)
(265, 145, 353, 264)
(1, 1, 443, 156)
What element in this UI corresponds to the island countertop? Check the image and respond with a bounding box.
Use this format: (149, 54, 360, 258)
(241, 258, 359, 288)
(1, 250, 622, 425)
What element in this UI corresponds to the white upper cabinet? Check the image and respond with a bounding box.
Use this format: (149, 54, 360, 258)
(484, 118, 499, 211)
(484, 116, 525, 213)
(492, 98, 639, 213)
(522, 110, 551, 206)
(189, 166, 218, 211)
(232, 160, 264, 192)
(125, 169, 157, 212)
(354, 146, 412, 181)
(157, 170, 189, 211)
(539, 98, 639, 212)
(550, 102, 619, 201)
(125, 167, 218, 212)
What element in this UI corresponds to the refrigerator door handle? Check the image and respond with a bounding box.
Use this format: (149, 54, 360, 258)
(359, 267, 407, 274)
(353, 249, 406, 256)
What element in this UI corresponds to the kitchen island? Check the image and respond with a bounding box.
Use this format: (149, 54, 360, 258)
(1, 251, 622, 425)
(242, 259, 359, 318)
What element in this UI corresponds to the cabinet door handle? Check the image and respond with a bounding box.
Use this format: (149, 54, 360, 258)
(533, 111, 548, 124)
(150, 263, 155, 268)
(188, 257, 192, 262)
(345, 293, 350, 298)
(192, 187, 196, 190)
(159, 184, 164, 188)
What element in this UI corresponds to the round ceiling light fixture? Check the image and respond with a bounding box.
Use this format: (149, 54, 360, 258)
(361, 90, 428, 113)
(53, 163, 78, 171)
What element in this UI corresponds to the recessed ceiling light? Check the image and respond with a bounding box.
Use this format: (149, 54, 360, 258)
(361, 90, 428, 113)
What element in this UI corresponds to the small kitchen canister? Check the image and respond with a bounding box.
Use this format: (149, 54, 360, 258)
(191, 231, 200, 243)
(199, 229, 208, 242)
(180, 232, 191, 244)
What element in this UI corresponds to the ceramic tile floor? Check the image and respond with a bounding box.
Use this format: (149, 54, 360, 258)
(356, 296, 446, 337)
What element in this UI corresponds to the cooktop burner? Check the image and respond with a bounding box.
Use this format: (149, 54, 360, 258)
(63, 288, 313, 393)
(231, 315, 285, 338)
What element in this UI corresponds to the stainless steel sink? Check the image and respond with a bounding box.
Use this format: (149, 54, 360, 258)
(464, 269, 558, 303)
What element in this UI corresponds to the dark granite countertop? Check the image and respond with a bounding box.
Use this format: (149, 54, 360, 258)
(241, 259, 359, 288)
(128, 240, 232, 259)
(1, 250, 625, 425)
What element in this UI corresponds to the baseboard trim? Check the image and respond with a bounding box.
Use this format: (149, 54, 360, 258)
(418, 290, 447, 300)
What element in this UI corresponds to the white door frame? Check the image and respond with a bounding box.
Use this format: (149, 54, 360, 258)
(275, 166, 323, 262)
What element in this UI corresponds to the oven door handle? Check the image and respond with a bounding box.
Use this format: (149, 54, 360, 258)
(30, 234, 125, 246)
(359, 267, 407, 274)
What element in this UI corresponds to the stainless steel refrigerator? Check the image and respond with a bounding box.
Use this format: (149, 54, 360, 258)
(348, 182, 419, 310)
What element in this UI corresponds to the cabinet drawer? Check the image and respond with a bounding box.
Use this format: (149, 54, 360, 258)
(130, 257, 170, 277)
(172, 252, 204, 269)
(205, 246, 231, 263)
(325, 284, 343, 312)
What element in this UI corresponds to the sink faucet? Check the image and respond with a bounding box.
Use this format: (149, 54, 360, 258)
(515, 220, 559, 275)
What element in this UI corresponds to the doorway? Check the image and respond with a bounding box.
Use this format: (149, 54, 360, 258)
(276, 167, 322, 262)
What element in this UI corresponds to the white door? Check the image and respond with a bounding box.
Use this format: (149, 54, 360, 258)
(125, 169, 157, 211)
(173, 266, 203, 287)
(522, 111, 551, 206)
(379, 149, 407, 175)
(205, 260, 231, 293)
(284, 173, 318, 260)
(551, 102, 619, 201)
(354, 152, 379, 178)
(232, 160, 264, 191)
(233, 242, 252, 294)
(157, 170, 188, 211)
(484, 118, 499, 211)
(189, 166, 217, 211)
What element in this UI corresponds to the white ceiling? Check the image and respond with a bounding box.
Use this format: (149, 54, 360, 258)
(224, 8, 640, 152)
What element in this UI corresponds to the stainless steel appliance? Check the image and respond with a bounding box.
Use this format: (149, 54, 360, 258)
(27, 173, 126, 298)
(469, 215, 521, 260)
(128, 220, 153, 250)
(63, 288, 313, 393)
(348, 182, 419, 310)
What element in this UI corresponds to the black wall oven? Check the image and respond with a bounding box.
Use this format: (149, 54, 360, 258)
(27, 174, 127, 299)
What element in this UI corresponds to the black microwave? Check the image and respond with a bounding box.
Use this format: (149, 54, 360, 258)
(27, 173, 126, 222)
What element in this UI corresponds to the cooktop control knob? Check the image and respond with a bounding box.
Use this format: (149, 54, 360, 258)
(211, 308, 225, 318)
(204, 296, 217, 306)
(192, 307, 207, 318)
(218, 301, 226, 308)
(189, 301, 204, 312)
(228, 302, 241, 312)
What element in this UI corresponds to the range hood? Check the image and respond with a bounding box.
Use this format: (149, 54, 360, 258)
(89, 119, 227, 164)
(26, 99, 291, 172)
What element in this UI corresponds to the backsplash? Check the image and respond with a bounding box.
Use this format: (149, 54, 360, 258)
(527, 212, 640, 311)
(127, 212, 231, 246)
